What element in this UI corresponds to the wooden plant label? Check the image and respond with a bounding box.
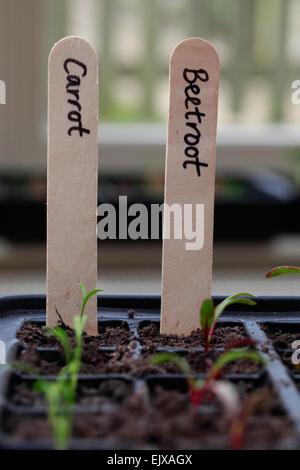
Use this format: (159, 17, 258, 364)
(47, 36, 98, 335)
(161, 38, 220, 335)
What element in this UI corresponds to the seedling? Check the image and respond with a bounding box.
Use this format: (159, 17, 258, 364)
(10, 362, 41, 376)
(79, 281, 102, 320)
(200, 293, 257, 352)
(150, 352, 203, 405)
(211, 380, 268, 450)
(228, 388, 268, 450)
(44, 283, 101, 395)
(266, 266, 300, 278)
(150, 348, 264, 407)
(34, 282, 101, 450)
(34, 368, 74, 450)
(151, 350, 265, 449)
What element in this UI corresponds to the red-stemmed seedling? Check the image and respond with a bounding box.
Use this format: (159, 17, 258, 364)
(200, 293, 257, 352)
(150, 348, 264, 407)
(211, 381, 268, 450)
(266, 266, 300, 278)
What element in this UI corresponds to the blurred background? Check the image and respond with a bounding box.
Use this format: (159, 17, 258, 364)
(0, 0, 300, 296)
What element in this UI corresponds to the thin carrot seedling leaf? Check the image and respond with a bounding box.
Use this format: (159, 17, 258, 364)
(34, 374, 74, 450)
(31, 283, 103, 450)
(45, 326, 73, 365)
(80, 281, 102, 319)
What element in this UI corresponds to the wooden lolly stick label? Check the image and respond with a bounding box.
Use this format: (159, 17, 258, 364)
(161, 38, 220, 335)
(47, 36, 98, 335)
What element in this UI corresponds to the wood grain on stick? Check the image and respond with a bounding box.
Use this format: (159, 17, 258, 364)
(161, 38, 220, 335)
(47, 36, 98, 335)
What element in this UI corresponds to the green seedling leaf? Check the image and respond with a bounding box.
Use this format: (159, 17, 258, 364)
(70, 314, 88, 394)
(193, 378, 205, 390)
(212, 349, 265, 377)
(34, 378, 74, 450)
(150, 352, 201, 404)
(74, 314, 87, 348)
(45, 326, 73, 365)
(214, 293, 257, 319)
(55, 415, 73, 451)
(150, 352, 191, 376)
(265, 266, 300, 278)
(10, 361, 41, 376)
(80, 281, 102, 319)
(34, 380, 48, 394)
(200, 298, 214, 333)
(80, 281, 87, 301)
(196, 349, 265, 407)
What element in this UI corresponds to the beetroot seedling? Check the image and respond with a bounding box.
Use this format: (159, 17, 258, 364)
(266, 266, 300, 278)
(211, 381, 268, 450)
(150, 352, 204, 405)
(150, 348, 264, 407)
(200, 293, 257, 352)
(195, 349, 264, 405)
(228, 389, 269, 450)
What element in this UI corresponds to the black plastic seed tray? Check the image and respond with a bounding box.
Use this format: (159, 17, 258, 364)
(1, 294, 300, 449)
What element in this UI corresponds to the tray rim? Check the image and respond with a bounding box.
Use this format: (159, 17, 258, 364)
(0, 293, 300, 314)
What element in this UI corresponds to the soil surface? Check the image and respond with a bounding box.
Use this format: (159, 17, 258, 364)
(16, 345, 262, 377)
(9, 379, 132, 409)
(261, 323, 300, 351)
(15, 320, 260, 376)
(4, 387, 293, 449)
(138, 323, 247, 349)
(17, 321, 131, 348)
